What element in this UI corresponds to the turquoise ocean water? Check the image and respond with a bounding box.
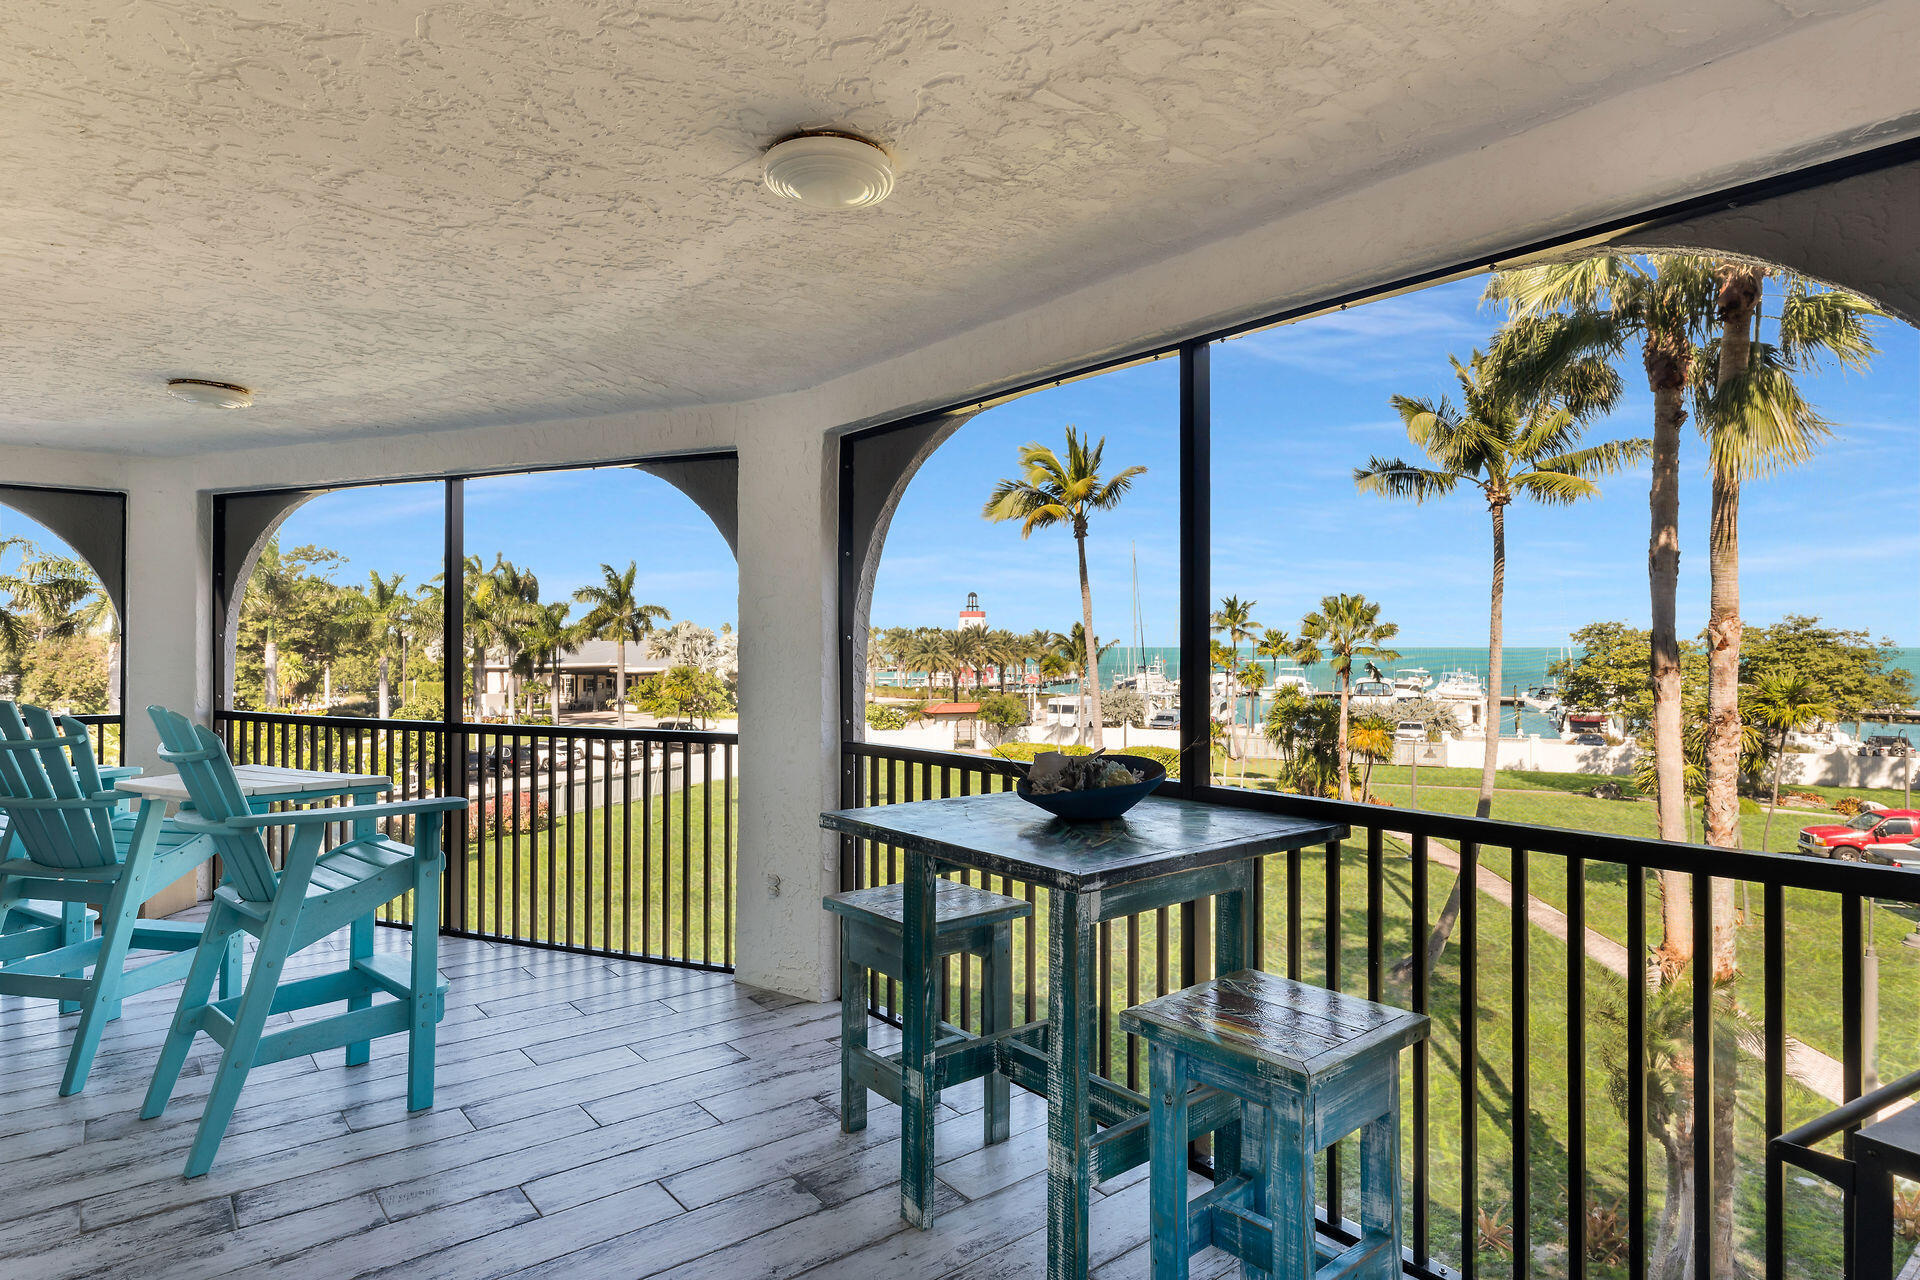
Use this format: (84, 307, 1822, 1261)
(878, 645, 1920, 742)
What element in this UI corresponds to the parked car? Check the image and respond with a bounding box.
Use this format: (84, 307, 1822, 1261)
(1147, 711, 1179, 730)
(1863, 734, 1912, 757)
(1863, 835, 1920, 869)
(1393, 720, 1427, 743)
(1571, 733, 1607, 747)
(653, 719, 701, 732)
(1798, 809, 1920, 857)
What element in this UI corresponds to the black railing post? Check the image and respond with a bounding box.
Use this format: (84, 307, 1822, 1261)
(442, 478, 466, 934)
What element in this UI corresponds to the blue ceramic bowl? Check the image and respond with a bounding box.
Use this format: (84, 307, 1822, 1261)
(1015, 755, 1167, 822)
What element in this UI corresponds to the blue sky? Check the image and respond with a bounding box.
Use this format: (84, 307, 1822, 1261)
(874, 272, 1920, 647)
(0, 270, 1911, 649)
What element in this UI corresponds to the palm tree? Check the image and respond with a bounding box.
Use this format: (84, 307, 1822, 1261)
(1487, 256, 1719, 860)
(904, 629, 955, 702)
(1349, 713, 1396, 803)
(1236, 662, 1268, 783)
(357, 571, 408, 720)
(7, 548, 120, 711)
(1053, 624, 1117, 746)
(1695, 274, 1878, 852)
(1211, 596, 1263, 766)
(951, 626, 989, 696)
(1747, 672, 1834, 853)
(1297, 595, 1399, 803)
(243, 540, 311, 711)
(1359, 347, 1640, 821)
(982, 426, 1146, 749)
(572, 561, 669, 728)
(521, 602, 583, 724)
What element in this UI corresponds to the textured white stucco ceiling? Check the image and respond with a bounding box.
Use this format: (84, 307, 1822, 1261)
(0, 0, 1883, 453)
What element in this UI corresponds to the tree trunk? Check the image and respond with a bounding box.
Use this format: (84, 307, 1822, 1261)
(263, 637, 279, 710)
(1477, 503, 1506, 822)
(1336, 676, 1352, 803)
(1076, 530, 1105, 750)
(377, 651, 390, 721)
(106, 635, 121, 714)
(470, 643, 486, 722)
(615, 638, 628, 728)
(1646, 334, 1692, 967)
(549, 667, 561, 723)
(1760, 730, 1786, 851)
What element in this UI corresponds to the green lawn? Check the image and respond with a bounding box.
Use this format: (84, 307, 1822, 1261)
(449, 780, 736, 966)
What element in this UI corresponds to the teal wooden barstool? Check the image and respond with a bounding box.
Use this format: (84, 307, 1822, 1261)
(1122, 970, 1428, 1279)
(826, 879, 1031, 1210)
(140, 705, 468, 1178)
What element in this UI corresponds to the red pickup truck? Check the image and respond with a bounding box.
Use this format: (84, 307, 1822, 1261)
(1798, 809, 1920, 857)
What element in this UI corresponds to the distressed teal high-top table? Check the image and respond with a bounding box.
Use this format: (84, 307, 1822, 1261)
(820, 791, 1344, 1280)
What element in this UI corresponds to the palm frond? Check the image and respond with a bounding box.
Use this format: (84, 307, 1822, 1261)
(1531, 438, 1652, 480)
(1511, 470, 1602, 506)
(1777, 279, 1880, 372)
(1353, 458, 1462, 502)
(1703, 355, 1833, 477)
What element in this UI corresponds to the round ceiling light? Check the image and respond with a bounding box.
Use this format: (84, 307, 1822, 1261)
(762, 132, 895, 211)
(166, 378, 252, 409)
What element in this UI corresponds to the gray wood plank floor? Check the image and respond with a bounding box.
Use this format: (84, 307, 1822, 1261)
(0, 921, 1246, 1279)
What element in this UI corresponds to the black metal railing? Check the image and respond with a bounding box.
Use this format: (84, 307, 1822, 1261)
(71, 713, 122, 767)
(841, 739, 1920, 1280)
(216, 710, 737, 970)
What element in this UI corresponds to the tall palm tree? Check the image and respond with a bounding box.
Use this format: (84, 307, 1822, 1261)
(951, 626, 988, 696)
(982, 426, 1146, 749)
(1297, 594, 1399, 803)
(1748, 672, 1834, 853)
(1487, 256, 1719, 862)
(1210, 596, 1262, 758)
(1359, 348, 1640, 820)
(572, 561, 669, 729)
(1695, 274, 1878, 852)
(356, 571, 408, 720)
(243, 540, 312, 711)
(521, 602, 583, 724)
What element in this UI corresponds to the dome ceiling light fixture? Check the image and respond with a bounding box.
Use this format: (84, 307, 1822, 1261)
(166, 378, 252, 409)
(762, 131, 895, 211)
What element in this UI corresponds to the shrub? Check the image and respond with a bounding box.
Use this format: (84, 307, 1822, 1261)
(866, 703, 912, 732)
(986, 742, 1091, 764)
(1834, 795, 1867, 818)
(1122, 745, 1181, 780)
(474, 792, 551, 840)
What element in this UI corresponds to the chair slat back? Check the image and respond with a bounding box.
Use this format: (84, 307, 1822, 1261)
(148, 705, 279, 901)
(0, 702, 119, 869)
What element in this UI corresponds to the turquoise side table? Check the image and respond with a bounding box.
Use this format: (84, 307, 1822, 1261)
(1122, 969, 1428, 1279)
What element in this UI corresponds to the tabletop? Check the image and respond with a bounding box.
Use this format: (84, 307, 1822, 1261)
(819, 790, 1346, 893)
(116, 764, 393, 805)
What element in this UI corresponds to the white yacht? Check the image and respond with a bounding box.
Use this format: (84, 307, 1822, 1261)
(1349, 678, 1398, 710)
(1268, 665, 1314, 696)
(1433, 669, 1486, 703)
(1391, 667, 1433, 700)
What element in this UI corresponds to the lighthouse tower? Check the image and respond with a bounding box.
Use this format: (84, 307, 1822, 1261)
(958, 591, 987, 631)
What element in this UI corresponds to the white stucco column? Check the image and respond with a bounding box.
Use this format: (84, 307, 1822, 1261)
(120, 462, 214, 914)
(732, 417, 840, 1001)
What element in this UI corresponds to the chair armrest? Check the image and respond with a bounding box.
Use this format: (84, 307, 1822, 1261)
(223, 797, 469, 829)
(99, 766, 143, 782)
(0, 791, 123, 811)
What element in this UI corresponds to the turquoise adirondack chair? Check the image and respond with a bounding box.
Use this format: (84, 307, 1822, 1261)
(140, 705, 468, 1177)
(0, 702, 233, 1096)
